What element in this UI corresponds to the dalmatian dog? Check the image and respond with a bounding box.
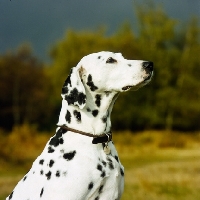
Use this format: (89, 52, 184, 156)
(7, 51, 153, 200)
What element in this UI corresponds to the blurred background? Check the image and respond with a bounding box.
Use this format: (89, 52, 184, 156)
(0, 0, 200, 199)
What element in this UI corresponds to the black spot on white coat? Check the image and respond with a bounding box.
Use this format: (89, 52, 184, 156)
(63, 151, 76, 161)
(107, 158, 114, 169)
(40, 187, 44, 197)
(88, 182, 94, 190)
(49, 160, 54, 167)
(8, 191, 14, 200)
(45, 171, 52, 180)
(109, 162, 114, 169)
(92, 110, 98, 117)
(48, 146, 55, 153)
(62, 69, 73, 90)
(64, 88, 86, 106)
(73, 110, 81, 122)
(99, 185, 104, 194)
(86, 107, 91, 112)
(86, 74, 98, 91)
(97, 164, 103, 171)
(102, 115, 107, 123)
(59, 137, 64, 144)
(95, 94, 101, 107)
(114, 155, 119, 163)
(65, 110, 71, 123)
(39, 159, 44, 165)
(102, 160, 106, 167)
(120, 168, 124, 176)
(106, 57, 117, 64)
(23, 175, 27, 181)
(49, 128, 66, 147)
(101, 171, 106, 177)
(62, 69, 74, 94)
(56, 170, 60, 177)
(62, 86, 68, 94)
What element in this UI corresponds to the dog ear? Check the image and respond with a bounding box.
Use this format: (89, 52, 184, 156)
(61, 66, 86, 109)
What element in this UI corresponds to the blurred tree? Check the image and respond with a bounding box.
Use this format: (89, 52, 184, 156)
(0, 44, 52, 130)
(171, 18, 200, 130)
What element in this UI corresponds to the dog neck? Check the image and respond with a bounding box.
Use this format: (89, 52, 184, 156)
(57, 91, 119, 136)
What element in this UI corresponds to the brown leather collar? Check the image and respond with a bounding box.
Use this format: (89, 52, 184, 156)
(57, 125, 112, 144)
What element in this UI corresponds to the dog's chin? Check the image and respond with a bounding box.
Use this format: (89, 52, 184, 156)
(144, 73, 153, 82)
(121, 85, 140, 92)
(122, 85, 132, 91)
(122, 76, 152, 92)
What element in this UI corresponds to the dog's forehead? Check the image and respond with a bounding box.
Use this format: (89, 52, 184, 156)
(82, 52, 124, 62)
(97, 52, 124, 59)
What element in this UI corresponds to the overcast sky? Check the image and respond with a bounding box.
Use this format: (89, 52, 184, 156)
(0, 0, 199, 61)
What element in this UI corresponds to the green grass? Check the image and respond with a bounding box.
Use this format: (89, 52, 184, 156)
(1, 130, 200, 200)
(120, 150, 200, 200)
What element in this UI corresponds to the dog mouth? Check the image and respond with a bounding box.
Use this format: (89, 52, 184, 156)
(122, 75, 153, 91)
(122, 72, 153, 91)
(144, 73, 152, 82)
(122, 85, 132, 91)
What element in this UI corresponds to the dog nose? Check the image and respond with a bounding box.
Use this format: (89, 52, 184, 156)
(142, 61, 153, 72)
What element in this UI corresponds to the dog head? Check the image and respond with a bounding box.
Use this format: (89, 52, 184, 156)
(61, 51, 153, 109)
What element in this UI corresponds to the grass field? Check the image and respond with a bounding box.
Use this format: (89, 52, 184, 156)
(0, 128, 200, 200)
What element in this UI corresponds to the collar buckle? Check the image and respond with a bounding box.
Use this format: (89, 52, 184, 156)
(92, 132, 112, 144)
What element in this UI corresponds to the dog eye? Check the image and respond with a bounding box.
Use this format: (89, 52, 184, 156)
(106, 57, 117, 64)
